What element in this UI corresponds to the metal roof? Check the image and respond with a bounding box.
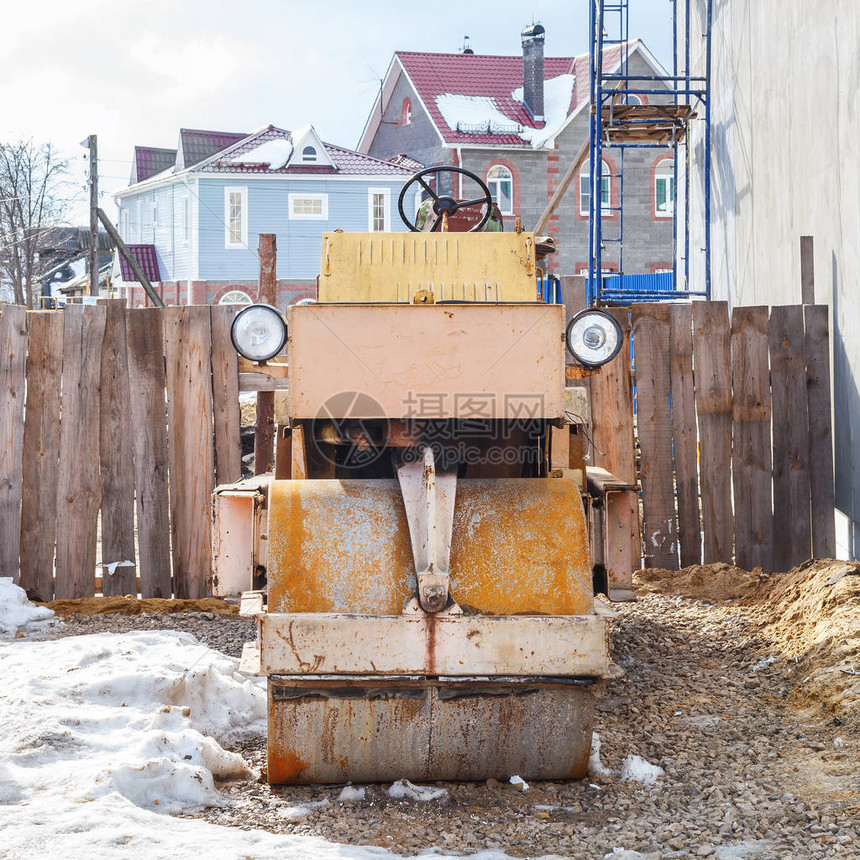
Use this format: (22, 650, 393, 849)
(118, 244, 161, 282)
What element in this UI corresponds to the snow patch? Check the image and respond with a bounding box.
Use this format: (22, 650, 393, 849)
(229, 138, 293, 170)
(0, 577, 54, 637)
(435, 94, 520, 135)
(338, 785, 366, 802)
(387, 779, 448, 801)
(587, 731, 613, 777)
(277, 798, 330, 820)
(619, 754, 664, 786)
(513, 74, 576, 149)
(509, 774, 529, 791)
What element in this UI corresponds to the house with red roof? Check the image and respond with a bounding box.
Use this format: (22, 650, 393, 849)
(114, 125, 414, 307)
(358, 26, 675, 285)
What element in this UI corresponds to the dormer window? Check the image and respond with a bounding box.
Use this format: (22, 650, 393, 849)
(301, 146, 318, 163)
(402, 98, 413, 126)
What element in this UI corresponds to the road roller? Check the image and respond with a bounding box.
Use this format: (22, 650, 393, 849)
(212, 167, 630, 784)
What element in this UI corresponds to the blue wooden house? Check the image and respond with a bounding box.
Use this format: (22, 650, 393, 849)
(114, 125, 416, 306)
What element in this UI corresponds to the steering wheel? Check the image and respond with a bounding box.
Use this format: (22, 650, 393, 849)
(397, 166, 494, 233)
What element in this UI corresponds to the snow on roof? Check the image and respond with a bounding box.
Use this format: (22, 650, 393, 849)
(515, 74, 576, 148)
(228, 138, 293, 170)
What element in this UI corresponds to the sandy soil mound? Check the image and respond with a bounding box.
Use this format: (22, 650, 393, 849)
(42, 597, 239, 617)
(743, 560, 860, 730)
(634, 563, 763, 601)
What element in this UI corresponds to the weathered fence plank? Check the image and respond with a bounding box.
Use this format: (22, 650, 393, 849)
(164, 307, 215, 599)
(0, 305, 28, 581)
(770, 305, 812, 570)
(632, 303, 677, 569)
(210, 305, 242, 485)
(127, 308, 172, 598)
(589, 308, 640, 576)
(55, 304, 107, 598)
(731, 306, 773, 570)
(804, 305, 836, 558)
(692, 301, 733, 564)
(669, 304, 699, 567)
(19, 312, 63, 600)
(99, 300, 137, 595)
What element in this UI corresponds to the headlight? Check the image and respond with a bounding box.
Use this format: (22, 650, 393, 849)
(566, 309, 623, 367)
(230, 304, 287, 362)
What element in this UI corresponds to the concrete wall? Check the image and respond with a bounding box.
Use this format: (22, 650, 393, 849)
(688, 0, 860, 555)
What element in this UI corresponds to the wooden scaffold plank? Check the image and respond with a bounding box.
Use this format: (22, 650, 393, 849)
(164, 306, 215, 599)
(99, 300, 137, 596)
(731, 306, 772, 571)
(770, 305, 812, 571)
(0, 305, 28, 582)
(55, 304, 107, 598)
(19, 311, 63, 600)
(126, 308, 172, 598)
(210, 305, 242, 485)
(692, 302, 733, 564)
(632, 303, 677, 570)
(804, 305, 835, 558)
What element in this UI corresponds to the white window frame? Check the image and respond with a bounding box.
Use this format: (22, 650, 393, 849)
(301, 146, 318, 163)
(120, 208, 130, 242)
(580, 161, 611, 217)
(289, 193, 328, 220)
(654, 161, 675, 219)
(403, 99, 413, 126)
(218, 289, 253, 305)
(224, 186, 248, 249)
(150, 200, 158, 229)
(486, 165, 514, 215)
(367, 187, 391, 232)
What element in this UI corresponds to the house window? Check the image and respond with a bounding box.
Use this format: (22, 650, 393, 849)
(624, 94, 642, 105)
(486, 165, 513, 215)
(289, 193, 328, 220)
(368, 188, 390, 232)
(120, 208, 129, 241)
(654, 159, 675, 218)
(150, 201, 158, 228)
(580, 161, 611, 216)
(301, 146, 318, 163)
(224, 186, 248, 248)
(219, 290, 253, 305)
(402, 98, 413, 126)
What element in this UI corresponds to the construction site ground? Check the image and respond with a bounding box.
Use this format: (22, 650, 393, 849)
(43, 560, 860, 859)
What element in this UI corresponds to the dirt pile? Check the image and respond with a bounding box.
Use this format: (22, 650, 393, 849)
(43, 596, 239, 617)
(634, 563, 763, 601)
(743, 560, 860, 731)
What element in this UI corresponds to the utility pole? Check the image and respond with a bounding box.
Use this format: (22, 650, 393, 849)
(87, 134, 99, 296)
(255, 234, 277, 473)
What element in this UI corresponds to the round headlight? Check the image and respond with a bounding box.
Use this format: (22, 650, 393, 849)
(230, 304, 287, 362)
(566, 309, 623, 367)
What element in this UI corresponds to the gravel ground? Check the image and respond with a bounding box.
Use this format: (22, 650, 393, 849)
(46, 592, 859, 859)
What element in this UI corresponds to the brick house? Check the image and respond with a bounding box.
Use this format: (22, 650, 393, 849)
(114, 125, 414, 308)
(357, 27, 675, 281)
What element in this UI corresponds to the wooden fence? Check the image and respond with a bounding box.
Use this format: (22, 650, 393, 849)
(589, 301, 835, 572)
(0, 299, 837, 600)
(0, 301, 241, 600)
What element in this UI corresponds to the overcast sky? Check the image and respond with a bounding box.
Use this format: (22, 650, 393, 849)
(3, 0, 676, 224)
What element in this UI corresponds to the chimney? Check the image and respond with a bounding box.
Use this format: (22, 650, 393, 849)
(521, 23, 546, 122)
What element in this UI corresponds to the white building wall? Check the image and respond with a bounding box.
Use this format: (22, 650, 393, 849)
(687, 0, 860, 555)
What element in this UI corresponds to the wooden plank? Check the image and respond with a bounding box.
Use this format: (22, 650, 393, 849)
(692, 302, 733, 564)
(163, 306, 215, 599)
(731, 307, 773, 571)
(804, 305, 835, 558)
(588, 307, 640, 580)
(632, 303, 677, 570)
(126, 308, 172, 598)
(55, 304, 107, 598)
(99, 300, 137, 596)
(0, 305, 28, 582)
(800, 236, 815, 304)
(210, 305, 242, 485)
(291, 423, 308, 480)
(770, 305, 812, 570)
(19, 312, 63, 600)
(669, 304, 699, 567)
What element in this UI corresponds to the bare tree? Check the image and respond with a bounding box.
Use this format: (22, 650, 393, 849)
(0, 140, 71, 307)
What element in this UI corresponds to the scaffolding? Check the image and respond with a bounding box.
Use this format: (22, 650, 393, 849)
(587, 0, 712, 305)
